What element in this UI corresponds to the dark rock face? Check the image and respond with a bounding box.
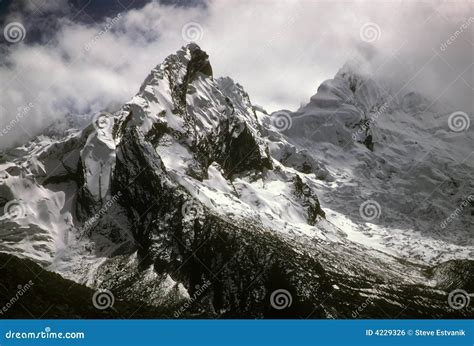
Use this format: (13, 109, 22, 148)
(0, 253, 166, 318)
(216, 124, 273, 178)
(167, 214, 330, 317)
(186, 45, 213, 79)
(1, 44, 472, 320)
(113, 128, 185, 253)
(105, 120, 471, 318)
(293, 174, 325, 223)
(428, 260, 474, 292)
(54, 46, 474, 318)
(363, 133, 374, 151)
(109, 127, 325, 317)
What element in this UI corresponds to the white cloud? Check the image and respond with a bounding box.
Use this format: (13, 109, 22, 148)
(0, 0, 472, 148)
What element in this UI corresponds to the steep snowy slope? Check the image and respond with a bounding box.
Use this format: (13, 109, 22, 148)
(280, 64, 473, 264)
(0, 44, 472, 318)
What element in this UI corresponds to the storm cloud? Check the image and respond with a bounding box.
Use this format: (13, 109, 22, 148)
(0, 0, 472, 148)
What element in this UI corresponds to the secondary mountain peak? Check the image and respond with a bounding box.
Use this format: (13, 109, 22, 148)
(0, 44, 471, 319)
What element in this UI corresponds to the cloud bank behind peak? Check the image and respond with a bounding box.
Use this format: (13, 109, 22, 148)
(0, 0, 472, 148)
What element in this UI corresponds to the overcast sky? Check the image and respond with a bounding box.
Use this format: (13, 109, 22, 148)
(0, 0, 472, 148)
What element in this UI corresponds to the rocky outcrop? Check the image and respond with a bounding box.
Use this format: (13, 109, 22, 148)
(0, 44, 472, 319)
(293, 174, 325, 224)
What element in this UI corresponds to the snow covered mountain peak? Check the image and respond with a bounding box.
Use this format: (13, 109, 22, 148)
(283, 65, 473, 262)
(119, 43, 215, 134)
(0, 45, 472, 318)
(0, 43, 323, 267)
(113, 44, 272, 178)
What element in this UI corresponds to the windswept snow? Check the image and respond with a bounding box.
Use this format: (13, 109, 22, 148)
(0, 44, 471, 301)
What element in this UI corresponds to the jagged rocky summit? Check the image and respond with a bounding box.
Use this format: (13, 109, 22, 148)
(0, 44, 472, 318)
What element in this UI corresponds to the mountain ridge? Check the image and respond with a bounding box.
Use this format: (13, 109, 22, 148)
(0, 43, 472, 318)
